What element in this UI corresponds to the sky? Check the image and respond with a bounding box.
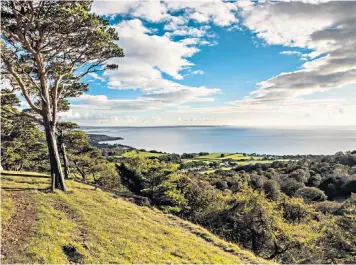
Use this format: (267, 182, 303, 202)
(60, 0, 356, 127)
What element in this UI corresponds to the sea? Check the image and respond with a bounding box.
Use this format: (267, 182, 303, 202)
(82, 126, 356, 155)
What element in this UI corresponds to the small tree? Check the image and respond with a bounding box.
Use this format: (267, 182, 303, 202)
(1, 1, 124, 191)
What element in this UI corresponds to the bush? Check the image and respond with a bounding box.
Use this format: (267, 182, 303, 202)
(263, 180, 281, 201)
(313, 201, 342, 214)
(319, 176, 350, 199)
(281, 178, 305, 196)
(282, 198, 312, 223)
(295, 187, 327, 202)
(215, 180, 229, 190)
(289, 169, 310, 183)
(308, 174, 322, 187)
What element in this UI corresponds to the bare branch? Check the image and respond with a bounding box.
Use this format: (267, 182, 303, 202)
(73, 61, 105, 81)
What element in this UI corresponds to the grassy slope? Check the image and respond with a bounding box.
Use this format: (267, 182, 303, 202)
(1, 175, 271, 264)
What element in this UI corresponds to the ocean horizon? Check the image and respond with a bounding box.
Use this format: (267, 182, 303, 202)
(82, 125, 356, 155)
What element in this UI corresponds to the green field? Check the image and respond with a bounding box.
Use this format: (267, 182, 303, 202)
(1, 174, 270, 264)
(192, 153, 257, 161)
(121, 151, 164, 158)
(195, 153, 232, 159)
(118, 151, 289, 172)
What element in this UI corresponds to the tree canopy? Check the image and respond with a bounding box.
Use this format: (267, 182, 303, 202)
(1, 1, 124, 190)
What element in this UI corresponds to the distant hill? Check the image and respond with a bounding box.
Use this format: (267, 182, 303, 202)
(1, 174, 271, 264)
(86, 134, 123, 143)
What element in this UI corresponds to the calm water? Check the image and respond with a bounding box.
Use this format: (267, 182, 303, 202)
(82, 126, 356, 155)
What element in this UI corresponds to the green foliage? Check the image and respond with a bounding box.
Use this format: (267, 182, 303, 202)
(281, 178, 305, 196)
(281, 197, 313, 223)
(105, 151, 356, 263)
(199, 187, 319, 262)
(310, 195, 356, 263)
(289, 169, 310, 183)
(295, 187, 327, 202)
(1, 90, 48, 172)
(263, 180, 281, 201)
(117, 154, 186, 212)
(64, 130, 116, 182)
(1, 0, 124, 190)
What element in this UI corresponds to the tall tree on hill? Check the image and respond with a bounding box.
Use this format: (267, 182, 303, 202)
(1, 1, 124, 191)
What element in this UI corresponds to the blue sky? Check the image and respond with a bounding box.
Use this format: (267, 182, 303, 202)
(63, 1, 356, 127)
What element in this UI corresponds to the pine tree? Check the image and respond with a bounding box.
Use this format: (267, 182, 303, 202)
(1, 1, 124, 190)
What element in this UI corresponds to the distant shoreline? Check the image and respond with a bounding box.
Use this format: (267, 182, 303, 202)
(81, 125, 356, 130)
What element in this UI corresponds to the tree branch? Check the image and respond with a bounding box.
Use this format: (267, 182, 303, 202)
(4, 61, 42, 114)
(1, 106, 43, 125)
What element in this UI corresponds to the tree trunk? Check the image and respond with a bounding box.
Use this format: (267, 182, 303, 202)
(61, 143, 70, 179)
(76, 165, 87, 181)
(43, 117, 66, 191)
(251, 232, 258, 254)
(58, 134, 70, 179)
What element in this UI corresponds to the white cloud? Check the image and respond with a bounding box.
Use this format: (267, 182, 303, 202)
(191, 70, 204, 75)
(110, 19, 199, 81)
(166, 25, 209, 38)
(237, 1, 356, 104)
(88, 73, 106, 82)
(101, 18, 219, 104)
(91, 0, 169, 22)
(65, 87, 219, 124)
(131, 1, 169, 22)
(91, 0, 139, 16)
(92, 0, 239, 27)
(165, 1, 239, 27)
(83, 0, 356, 127)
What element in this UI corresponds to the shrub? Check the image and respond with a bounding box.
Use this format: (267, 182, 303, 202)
(308, 174, 322, 187)
(263, 180, 281, 201)
(282, 197, 312, 223)
(295, 187, 327, 202)
(289, 169, 310, 183)
(281, 178, 305, 196)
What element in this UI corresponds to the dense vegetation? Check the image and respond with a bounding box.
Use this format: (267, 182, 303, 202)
(109, 151, 356, 263)
(2, 97, 355, 263)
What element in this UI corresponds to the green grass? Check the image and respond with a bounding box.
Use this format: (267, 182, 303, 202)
(121, 150, 164, 158)
(224, 154, 252, 160)
(196, 153, 232, 159)
(1, 190, 13, 226)
(1, 170, 49, 177)
(193, 153, 254, 162)
(1, 174, 271, 264)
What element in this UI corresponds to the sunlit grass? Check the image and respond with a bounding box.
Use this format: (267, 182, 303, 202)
(1, 175, 271, 264)
(1, 170, 49, 177)
(1, 190, 13, 226)
(121, 150, 164, 158)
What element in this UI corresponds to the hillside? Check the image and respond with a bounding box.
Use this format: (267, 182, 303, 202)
(1, 174, 271, 264)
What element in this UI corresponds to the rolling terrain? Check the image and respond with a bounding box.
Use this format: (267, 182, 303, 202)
(1, 173, 271, 264)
